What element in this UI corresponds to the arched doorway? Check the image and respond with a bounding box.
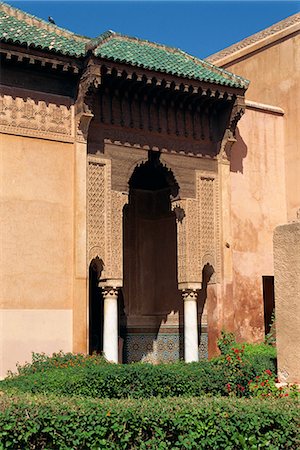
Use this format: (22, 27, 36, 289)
(88, 257, 104, 354)
(123, 151, 182, 362)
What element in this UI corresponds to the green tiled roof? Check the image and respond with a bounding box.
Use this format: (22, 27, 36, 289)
(94, 33, 248, 88)
(0, 2, 249, 89)
(0, 3, 87, 56)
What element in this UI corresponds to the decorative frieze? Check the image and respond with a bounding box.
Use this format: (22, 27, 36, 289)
(0, 91, 74, 142)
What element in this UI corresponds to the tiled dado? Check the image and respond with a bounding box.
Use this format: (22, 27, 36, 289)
(124, 332, 208, 363)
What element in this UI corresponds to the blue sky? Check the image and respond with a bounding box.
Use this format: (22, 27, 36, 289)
(8, 1, 300, 58)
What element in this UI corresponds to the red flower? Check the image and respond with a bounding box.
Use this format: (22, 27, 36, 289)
(234, 348, 239, 354)
(226, 383, 231, 392)
(265, 369, 272, 376)
(261, 382, 265, 387)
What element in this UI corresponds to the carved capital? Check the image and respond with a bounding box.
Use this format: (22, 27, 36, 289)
(181, 289, 198, 302)
(101, 286, 119, 299)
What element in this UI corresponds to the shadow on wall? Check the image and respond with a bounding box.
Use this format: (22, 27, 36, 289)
(230, 127, 248, 174)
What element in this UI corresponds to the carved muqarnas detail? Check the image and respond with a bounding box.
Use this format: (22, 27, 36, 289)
(0, 94, 72, 138)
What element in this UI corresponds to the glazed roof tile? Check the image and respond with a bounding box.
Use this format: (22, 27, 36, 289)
(0, 2, 88, 56)
(0, 2, 249, 89)
(94, 33, 248, 88)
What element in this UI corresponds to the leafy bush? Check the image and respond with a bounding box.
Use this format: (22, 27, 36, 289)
(0, 393, 299, 449)
(7, 351, 108, 377)
(217, 331, 277, 378)
(1, 362, 225, 398)
(1, 358, 278, 400)
(217, 330, 236, 355)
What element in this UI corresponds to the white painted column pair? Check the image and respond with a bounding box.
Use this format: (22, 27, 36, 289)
(181, 288, 199, 363)
(98, 283, 199, 363)
(99, 284, 120, 363)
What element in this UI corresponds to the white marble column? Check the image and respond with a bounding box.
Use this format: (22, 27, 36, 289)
(182, 289, 199, 362)
(101, 286, 119, 363)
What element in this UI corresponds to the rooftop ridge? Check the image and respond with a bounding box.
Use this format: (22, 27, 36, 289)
(206, 12, 300, 63)
(0, 1, 89, 42)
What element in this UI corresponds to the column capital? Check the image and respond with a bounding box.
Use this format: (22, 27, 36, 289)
(100, 286, 119, 298)
(178, 282, 201, 291)
(181, 289, 198, 301)
(99, 278, 122, 289)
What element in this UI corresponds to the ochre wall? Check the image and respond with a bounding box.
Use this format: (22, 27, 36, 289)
(230, 109, 287, 341)
(0, 133, 74, 377)
(222, 32, 300, 222)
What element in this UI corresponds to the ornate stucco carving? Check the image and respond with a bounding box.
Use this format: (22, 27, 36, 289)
(87, 156, 112, 278)
(175, 170, 220, 286)
(186, 198, 202, 283)
(197, 172, 220, 284)
(87, 156, 127, 281)
(0, 92, 73, 142)
(110, 191, 128, 280)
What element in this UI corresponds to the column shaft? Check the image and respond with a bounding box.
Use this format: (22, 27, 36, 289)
(183, 289, 199, 362)
(102, 287, 119, 363)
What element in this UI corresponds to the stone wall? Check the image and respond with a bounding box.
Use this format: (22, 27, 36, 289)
(274, 221, 300, 384)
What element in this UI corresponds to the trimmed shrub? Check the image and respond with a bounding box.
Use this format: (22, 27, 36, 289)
(1, 362, 227, 398)
(1, 347, 278, 399)
(0, 393, 299, 449)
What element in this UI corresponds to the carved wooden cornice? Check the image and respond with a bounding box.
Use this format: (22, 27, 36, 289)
(0, 43, 81, 73)
(101, 62, 244, 99)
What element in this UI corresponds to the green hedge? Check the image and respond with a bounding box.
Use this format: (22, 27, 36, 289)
(0, 393, 298, 449)
(1, 356, 276, 399)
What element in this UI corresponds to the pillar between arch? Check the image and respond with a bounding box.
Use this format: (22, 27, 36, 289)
(99, 279, 122, 363)
(179, 282, 201, 363)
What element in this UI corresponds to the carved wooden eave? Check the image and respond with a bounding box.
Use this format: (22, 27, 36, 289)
(0, 42, 81, 74)
(82, 59, 247, 158)
(100, 60, 246, 100)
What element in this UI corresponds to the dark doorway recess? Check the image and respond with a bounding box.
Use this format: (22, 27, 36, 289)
(262, 275, 275, 335)
(123, 151, 183, 362)
(89, 261, 104, 354)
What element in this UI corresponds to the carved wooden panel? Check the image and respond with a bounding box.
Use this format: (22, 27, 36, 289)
(0, 90, 74, 142)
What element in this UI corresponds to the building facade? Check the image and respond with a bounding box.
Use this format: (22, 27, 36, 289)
(0, 3, 299, 377)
